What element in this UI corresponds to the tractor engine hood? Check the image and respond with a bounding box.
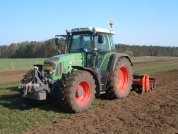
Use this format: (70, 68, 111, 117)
(44, 57, 59, 69)
(44, 53, 86, 80)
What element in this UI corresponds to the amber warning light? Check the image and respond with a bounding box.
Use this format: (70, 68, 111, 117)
(110, 20, 113, 31)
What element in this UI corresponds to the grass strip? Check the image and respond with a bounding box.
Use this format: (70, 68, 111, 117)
(0, 58, 47, 70)
(133, 62, 178, 75)
(131, 56, 178, 62)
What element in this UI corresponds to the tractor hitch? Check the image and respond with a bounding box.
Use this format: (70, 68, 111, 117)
(18, 83, 47, 100)
(18, 66, 50, 100)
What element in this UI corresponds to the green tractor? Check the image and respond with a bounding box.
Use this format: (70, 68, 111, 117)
(18, 22, 155, 112)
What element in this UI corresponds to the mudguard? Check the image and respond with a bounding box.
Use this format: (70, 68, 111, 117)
(107, 53, 133, 71)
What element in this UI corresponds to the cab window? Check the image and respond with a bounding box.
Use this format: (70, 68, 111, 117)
(109, 35, 115, 49)
(96, 34, 109, 52)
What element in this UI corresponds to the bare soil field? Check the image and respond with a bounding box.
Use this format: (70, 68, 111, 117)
(0, 69, 29, 83)
(19, 63, 178, 133)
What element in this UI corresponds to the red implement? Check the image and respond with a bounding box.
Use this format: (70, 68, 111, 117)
(132, 74, 156, 93)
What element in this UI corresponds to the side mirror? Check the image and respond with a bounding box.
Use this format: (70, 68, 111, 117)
(55, 38, 59, 45)
(98, 34, 104, 43)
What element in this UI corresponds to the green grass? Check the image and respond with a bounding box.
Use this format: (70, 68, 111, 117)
(0, 58, 178, 133)
(0, 58, 47, 70)
(133, 62, 178, 75)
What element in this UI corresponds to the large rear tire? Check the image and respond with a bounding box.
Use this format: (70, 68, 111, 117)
(106, 57, 133, 99)
(57, 70, 96, 113)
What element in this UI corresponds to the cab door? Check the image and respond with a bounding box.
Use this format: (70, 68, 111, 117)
(95, 33, 110, 67)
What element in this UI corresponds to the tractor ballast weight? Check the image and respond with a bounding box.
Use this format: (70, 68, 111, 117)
(18, 22, 156, 113)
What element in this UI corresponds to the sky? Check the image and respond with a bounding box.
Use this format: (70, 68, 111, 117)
(0, 0, 178, 47)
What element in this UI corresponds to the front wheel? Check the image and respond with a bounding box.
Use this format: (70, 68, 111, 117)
(106, 57, 133, 99)
(57, 70, 96, 113)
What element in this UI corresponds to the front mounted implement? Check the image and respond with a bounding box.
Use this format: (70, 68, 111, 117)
(18, 66, 50, 100)
(132, 74, 156, 93)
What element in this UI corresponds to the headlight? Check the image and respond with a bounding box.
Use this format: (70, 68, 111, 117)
(49, 70, 55, 75)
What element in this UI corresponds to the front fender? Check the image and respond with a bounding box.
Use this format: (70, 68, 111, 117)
(72, 66, 100, 96)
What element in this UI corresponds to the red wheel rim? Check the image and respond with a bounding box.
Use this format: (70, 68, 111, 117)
(75, 81, 91, 106)
(117, 66, 129, 92)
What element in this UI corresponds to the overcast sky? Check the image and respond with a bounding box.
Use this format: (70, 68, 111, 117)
(0, 0, 178, 47)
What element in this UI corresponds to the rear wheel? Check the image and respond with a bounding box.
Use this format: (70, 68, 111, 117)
(57, 70, 96, 113)
(106, 57, 133, 99)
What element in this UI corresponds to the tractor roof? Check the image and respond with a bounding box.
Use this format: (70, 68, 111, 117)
(71, 27, 115, 35)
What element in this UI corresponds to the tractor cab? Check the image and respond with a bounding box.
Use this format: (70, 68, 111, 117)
(55, 27, 116, 68)
(70, 27, 116, 53)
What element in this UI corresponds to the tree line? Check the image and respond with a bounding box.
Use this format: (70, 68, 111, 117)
(0, 38, 178, 58)
(0, 38, 65, 58)
(115, 44, 178, 57)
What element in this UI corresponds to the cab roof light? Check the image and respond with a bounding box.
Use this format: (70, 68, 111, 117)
(110, 20, 113, 31)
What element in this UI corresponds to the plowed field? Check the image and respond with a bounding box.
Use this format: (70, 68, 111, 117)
(0, 59, 178, 134)
(20, 69, 178, 134)
(0, 69, 29, 83)
(21, 60, 178, 134)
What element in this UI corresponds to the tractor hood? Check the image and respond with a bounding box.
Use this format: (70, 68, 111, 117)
(44, 53, 86, 66)
(44, 53, 86, 80)
(52, 53, 86, 65)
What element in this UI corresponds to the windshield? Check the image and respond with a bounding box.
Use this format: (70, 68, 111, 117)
(70, 34, 93, 53)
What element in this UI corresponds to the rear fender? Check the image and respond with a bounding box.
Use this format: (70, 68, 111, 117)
(107, 53, 133, 71)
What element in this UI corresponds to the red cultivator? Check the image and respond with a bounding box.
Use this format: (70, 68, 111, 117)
(132, 74, 156, 93)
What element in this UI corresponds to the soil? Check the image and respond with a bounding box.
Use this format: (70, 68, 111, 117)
(1, 60, 178, 133)
(0, 69, 30, 83)
(22, 67, 178, 133)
